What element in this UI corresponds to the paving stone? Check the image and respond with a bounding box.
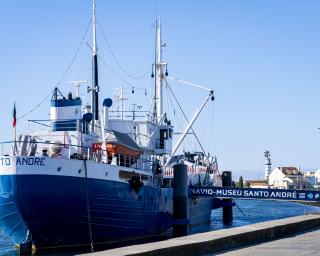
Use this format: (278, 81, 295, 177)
(214, 228, 320, 256)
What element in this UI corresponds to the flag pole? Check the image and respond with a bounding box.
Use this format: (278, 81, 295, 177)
(14, 123, 16, 142)
(13, 102, 17, 156)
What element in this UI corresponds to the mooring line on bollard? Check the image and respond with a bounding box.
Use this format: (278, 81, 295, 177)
(232, 198, 246, 216)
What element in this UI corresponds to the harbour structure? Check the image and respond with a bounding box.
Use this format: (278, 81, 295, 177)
(304, 171, 317, 188)
(240, 151, 272, 189)
(0, 0, 218, 251)
(264, 150, 272, 181)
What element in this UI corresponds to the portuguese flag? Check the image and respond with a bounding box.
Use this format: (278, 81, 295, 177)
(13, 102, 16, 128)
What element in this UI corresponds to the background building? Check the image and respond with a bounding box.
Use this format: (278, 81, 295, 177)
(244, 179, 269, 189)
(268, 167, 310, 189)
(304, 171, 317, 188)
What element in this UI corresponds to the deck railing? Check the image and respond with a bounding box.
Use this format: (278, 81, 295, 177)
(108, 110, 152, 121)
(27, 119, 102, 135)
(0, 141, 154, 172)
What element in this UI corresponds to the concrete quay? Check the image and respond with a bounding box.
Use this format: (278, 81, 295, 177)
(83, 215, 320, 256)
(214, 227, 320, 256)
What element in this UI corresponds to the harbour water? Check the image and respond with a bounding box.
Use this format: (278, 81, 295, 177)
(1, 199, 319, 255)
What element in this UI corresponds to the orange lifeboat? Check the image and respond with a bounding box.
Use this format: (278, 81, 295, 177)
(92, 130, 142, 158)
(106, 143, 141, 158)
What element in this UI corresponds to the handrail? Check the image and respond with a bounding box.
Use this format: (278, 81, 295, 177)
(0, 140, 155, 172)
(28, 118, 102, 129)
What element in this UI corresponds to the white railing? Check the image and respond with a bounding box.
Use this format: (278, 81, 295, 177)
(27, 119, 102, 135)
(0, 141, 155, 172)
(108, 110, 152, 121)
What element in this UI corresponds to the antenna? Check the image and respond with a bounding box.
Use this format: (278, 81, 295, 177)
(87, 0, 100, 129)
(92, 0, 97, 55)
(68, 80, 88, 98)
(114, 85, 128, 120)
(153, 17, 168, 124)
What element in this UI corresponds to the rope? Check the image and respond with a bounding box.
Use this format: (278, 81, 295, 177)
(84, 160, 94, 252)
(164, 78, 207, 156)
(96, 53, 149, 97)
(56, 19, 91, 87)
(232, 199, 246, 216)
(165, 85, 188, 148)
(98, 54, 149, 99)
(305, 211, 320, 215)
(208, 101, 215, 158)
(167, 76, 212, 92)
(17, 90, 53, 120)
(98, 24, 151, 80)
(17, 20, 91, 120)
(98, 55, 134, 87)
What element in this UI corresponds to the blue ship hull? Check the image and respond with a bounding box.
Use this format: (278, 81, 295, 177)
(0, 175, 28, 244)
(0, 174, 212, 249)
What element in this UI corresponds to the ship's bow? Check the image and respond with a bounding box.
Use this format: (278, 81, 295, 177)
(0, 156, 28, 244)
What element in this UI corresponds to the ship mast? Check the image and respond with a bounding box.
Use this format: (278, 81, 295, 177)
(154, 17, 167, 124)
(91, 0, 99, 129)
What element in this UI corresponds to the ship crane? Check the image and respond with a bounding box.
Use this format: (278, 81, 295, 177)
(165, 76, 214, 158)
(164, 88, 214, 167)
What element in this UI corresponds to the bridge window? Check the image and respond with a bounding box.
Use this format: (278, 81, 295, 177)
(160, 129, 168, 139)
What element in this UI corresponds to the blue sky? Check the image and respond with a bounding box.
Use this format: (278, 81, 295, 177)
(1, 0, 320, 179)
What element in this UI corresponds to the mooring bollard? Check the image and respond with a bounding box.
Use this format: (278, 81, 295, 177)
(222, 171, 233, 225)
(173, 163, 188, 237)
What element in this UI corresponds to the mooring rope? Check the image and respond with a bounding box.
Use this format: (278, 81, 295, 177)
(232, 198, 246, 216)
(305, 211, 320, 215)
(84, 160, 94, 252)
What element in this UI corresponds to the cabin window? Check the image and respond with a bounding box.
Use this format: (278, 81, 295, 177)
(159, 129, 168, 149)
(160, 129, 168, 139)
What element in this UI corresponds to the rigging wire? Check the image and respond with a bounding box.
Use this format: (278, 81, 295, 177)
(147, 78, 155, 113)
(17, 20, 91, 120)
(165, 81, 195, 151)
(97, 55, 134, 88)
(164, 78, 207, 156)
(17, 90, 53, 120)
(56, 19, 91, 87)
(167, 76, 212, 92)
(208, 100, 215, 154)
(98, 54, 149, 98)
(98, 24, 151, 80)
(165, 86, 183, 138)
